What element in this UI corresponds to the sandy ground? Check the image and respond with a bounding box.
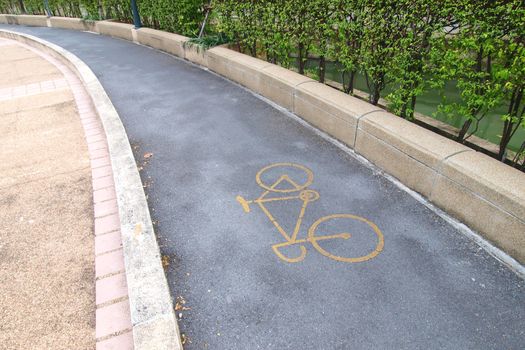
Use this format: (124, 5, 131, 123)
(0, 39, 95, 349)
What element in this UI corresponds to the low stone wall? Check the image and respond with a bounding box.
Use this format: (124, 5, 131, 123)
(50, 16, 97, 32)
(96, 20, 134, 41)
(294, 82, 383, 147)
(2, 16, 523, 268)
(183, 43, 207, 66)
(0, 14, 48, 26)
(135, 27, 187, 57)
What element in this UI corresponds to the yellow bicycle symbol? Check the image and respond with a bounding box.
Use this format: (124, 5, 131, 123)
(236, 163, 384, 263)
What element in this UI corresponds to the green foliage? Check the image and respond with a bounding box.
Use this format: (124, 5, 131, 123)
(140, 0, 205, 36)
(18, 0, 46, 15)
(2, 1, 204, 36)
(431, 0, 524, 155)
(0, 0, 23, 14)
(496, 0, 525, 160)
(214, 1, 267, 57)
(3, 0, 524, 164)
(384, 1, 452, 119)
(187, 32, 228, 49)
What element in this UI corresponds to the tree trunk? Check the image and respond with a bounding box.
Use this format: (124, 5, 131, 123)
(319, 56, 326, 83)
(370, 86, 380, 105)
(409, 94, 417, 120)
(98, 0, 104, 19)
(68, 2, 75, 17)
(399, 87, 413, 119)
(348, 71, 355, 94)
(367, 71, 385, 105)
(18, 0, 26, 14)
(400, 99, 408, 119)
(369, 73, 383, 105)
(499, 118, 512, 160)
(498, 87, 523, 160)
(298, 43, 305, 75)
(458, 119, 472, 142)
(511, 141, 525, 168)
(235, 33, 241, 53)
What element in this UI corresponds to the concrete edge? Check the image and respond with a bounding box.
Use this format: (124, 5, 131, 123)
(97, 20, 134, 42)
(49, 16, 97, 32)
(0, 29, 183, 350)
(2, 16, 523, 267)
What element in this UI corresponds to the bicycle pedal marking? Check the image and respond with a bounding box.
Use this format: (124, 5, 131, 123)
(237, 163, 384, 264)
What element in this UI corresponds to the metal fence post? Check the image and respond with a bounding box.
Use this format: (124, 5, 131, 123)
(43, 0, 51, 17)
(131, 0, 142, 29)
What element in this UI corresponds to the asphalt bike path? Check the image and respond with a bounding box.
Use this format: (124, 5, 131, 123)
(3, 25, 523, 349)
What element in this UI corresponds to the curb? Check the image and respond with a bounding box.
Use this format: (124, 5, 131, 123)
(0, 29, 183, 350)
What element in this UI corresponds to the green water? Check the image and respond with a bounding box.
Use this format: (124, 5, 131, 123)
(304, 60, 524, 153)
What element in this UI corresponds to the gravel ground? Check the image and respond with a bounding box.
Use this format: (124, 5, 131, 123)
(0, 39, 94, 350)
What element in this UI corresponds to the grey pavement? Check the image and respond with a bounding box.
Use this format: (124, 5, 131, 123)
(2, 25, 523, 350)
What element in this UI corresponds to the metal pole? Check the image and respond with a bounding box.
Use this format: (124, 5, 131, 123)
(198, 2, 212, 39)
(131, 0, 141, 29)
(43, 0, 51, 17)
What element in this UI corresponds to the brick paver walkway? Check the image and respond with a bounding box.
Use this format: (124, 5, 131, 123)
(0, 38, 133, 349)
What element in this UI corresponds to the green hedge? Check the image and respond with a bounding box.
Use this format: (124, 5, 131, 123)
(1, 0, 523, 166)
(214, 0, 524, 165)
(0, 0, 204, 35)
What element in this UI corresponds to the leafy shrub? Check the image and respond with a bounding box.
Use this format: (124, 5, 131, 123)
(2, 0, 523, 165)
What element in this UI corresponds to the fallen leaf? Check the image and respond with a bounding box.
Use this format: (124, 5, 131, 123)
(161, 255, 170, 268)
(143, 152, 153, 159)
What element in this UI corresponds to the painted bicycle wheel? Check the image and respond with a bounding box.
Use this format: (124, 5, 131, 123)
(307, 214, 384, 263)
(255, 163, 314, 193)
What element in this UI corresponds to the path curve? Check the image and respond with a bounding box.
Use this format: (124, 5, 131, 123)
(1, 25, 524, 350)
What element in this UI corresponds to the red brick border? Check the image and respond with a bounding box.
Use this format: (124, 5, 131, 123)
(8, 39, 135, 349)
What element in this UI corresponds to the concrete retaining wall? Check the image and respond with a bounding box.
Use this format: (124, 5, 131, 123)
(0, 14, 48, 26)
(136, 27, 187, 57)
(183, 43, 207, 66)
(97, 20, 134, 41)
(50, 16, 97, 32)
(294, 82, 382, 148)
(2, 15, 523, 267)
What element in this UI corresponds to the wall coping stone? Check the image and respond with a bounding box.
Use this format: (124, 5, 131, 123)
(438, 151, 525, 222)
(359, 111, 474, 169)
(295, 82, 382, 122)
